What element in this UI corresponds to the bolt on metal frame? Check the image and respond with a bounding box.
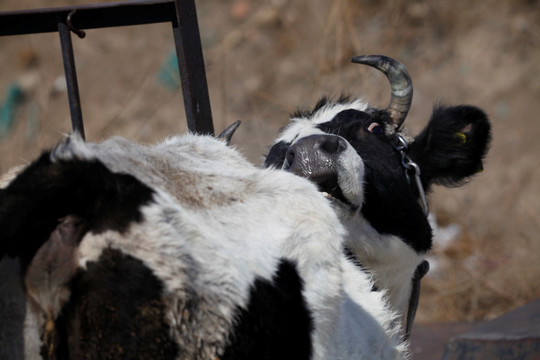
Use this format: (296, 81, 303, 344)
(0, 0, 215, 139)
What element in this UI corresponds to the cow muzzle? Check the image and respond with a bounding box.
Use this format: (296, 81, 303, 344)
(283, 134, 363, 211)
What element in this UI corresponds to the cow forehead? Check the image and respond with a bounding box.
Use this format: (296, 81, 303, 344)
(275, 99, 371, 144)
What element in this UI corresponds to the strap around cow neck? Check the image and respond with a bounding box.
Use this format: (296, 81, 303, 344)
(404, 260, 430, 341)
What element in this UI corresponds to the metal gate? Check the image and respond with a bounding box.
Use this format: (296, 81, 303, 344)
(0, 0, 215, 139)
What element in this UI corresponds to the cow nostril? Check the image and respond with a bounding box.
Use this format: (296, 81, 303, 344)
(320, 136, 346, 155)
(284, 149, 295, 170)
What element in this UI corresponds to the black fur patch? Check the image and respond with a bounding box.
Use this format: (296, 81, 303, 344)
(360, 174, 433, 253)
(410, 105, 492, 188)
(317, 109, 433, 252)
(0, 152, 154, 268)
(222, 259, 313, 360)
(264, 140, 291, 169)
(53, 248, 178, 359)
(0, 258, 25, 360)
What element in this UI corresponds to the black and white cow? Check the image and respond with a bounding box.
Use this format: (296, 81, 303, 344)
(0, 130, 407, 359)
(264, 55, 492, 335)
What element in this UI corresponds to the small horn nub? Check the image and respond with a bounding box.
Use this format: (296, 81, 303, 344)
(217, 120, 241, 145)
(351, 55, 413, 129)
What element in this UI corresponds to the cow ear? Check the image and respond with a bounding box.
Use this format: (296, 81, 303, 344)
(408, 105, 491, 189)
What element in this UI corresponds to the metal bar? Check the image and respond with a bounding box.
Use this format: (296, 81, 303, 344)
(0, 1, 176, 36)
(172, 0, 214, 135)
(58, 22, 85, 139)
(0, 0, 215, 136)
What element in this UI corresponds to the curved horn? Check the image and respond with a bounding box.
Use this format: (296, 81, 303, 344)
(351, 55, 413, 129)
(217, 120, 241, 145)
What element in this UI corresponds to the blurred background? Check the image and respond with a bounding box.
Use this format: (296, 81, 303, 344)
(1, 0, 539, 332)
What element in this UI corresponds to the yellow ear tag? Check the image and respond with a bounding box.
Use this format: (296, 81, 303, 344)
(476, 163, 484, 173)
(455, 132, 467, 144)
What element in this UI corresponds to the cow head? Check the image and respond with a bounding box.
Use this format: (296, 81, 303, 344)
(264, 55, 491, 327)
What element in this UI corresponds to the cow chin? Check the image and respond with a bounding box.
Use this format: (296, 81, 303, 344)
(284, 165, 360, 217)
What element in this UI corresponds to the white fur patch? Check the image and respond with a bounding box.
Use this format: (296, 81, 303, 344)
(5, 132, 408, 360)
(344, 213, 425, 321)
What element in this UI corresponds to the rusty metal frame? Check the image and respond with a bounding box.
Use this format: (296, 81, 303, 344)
(0, 0, 215, 138)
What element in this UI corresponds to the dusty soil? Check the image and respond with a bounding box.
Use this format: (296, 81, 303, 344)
(1, 0, 539, 325)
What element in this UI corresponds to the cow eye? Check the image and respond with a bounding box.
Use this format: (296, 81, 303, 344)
(367, 122, 383, 134)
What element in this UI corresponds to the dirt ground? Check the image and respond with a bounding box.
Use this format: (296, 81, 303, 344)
(1, 0, 539, 326)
